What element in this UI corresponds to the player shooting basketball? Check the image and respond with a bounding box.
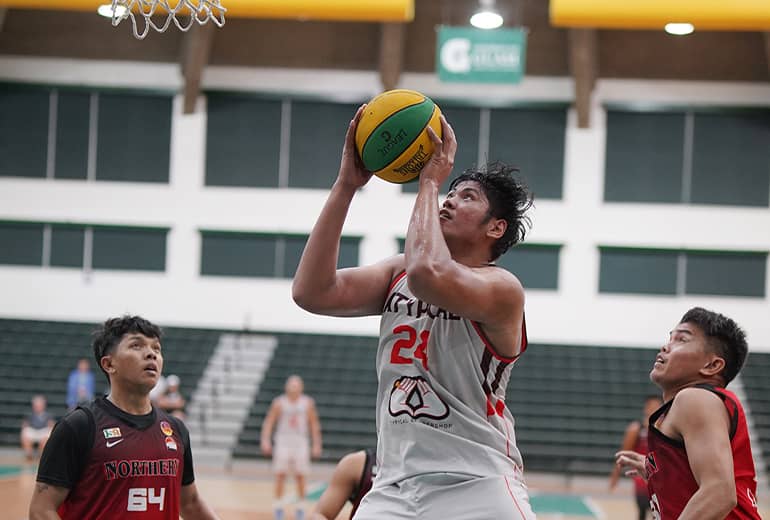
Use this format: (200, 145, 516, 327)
(292, 106, 536, 519)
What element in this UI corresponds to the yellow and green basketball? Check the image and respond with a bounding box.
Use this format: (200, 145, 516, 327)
(355, 89, 442, 184)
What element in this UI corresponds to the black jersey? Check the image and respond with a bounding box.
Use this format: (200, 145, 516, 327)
(36, 397, 194, 519)
(349, 448, 377, 519)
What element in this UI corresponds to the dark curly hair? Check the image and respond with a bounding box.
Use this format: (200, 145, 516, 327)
(92, 315, 162, 382)
(680, 307, 748, 385)
(449, 161, 534, 261)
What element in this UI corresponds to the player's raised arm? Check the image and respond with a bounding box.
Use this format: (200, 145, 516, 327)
(292, 105, 401, 317)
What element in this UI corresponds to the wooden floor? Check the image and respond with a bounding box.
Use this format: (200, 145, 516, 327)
(3, 452, 769, 519)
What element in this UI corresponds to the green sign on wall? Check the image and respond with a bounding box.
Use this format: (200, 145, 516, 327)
(436, 26, 527, 84)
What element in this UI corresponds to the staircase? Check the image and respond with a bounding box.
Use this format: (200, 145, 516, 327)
(185, 333, 277, 465)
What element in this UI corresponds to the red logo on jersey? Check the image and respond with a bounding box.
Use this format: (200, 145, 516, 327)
(646, 452, 659, 478)
(165, 437, 178, 451)
(160, 421, 173, 437)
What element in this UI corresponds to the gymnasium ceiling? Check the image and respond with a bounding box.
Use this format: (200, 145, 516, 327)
(0, 0, 768, 123)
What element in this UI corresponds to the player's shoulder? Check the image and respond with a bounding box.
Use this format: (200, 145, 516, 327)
(385, 254, 406, 280)
(670, 386, 727, 420)
(485, 263, 524, 289)
(62, 404, 95, 429)
(337, 450, 367, 480)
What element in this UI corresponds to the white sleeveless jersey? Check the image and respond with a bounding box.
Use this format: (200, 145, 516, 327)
(274, 395, 311, 443)
(375, 271, 527, 486)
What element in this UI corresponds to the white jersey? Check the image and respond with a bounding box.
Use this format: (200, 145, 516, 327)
(375, 271, 526, 486)
(274, 394, 312, 444)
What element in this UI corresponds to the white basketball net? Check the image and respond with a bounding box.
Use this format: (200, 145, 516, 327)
(111, 0, 226, 40)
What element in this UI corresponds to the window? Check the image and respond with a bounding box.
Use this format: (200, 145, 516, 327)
(55, 91, 90, 180)
(600, 247, 767, 297)
(604, 111, 684, 203)
(0, 85, 173, 183)
(599, 248, 679, 295)
(0, 222, 44, 265)
(0, 85, 49, 178)
(289, 101, 358, 189)
(497, 245, 561, 290)
(201, 232, 277, 277)
(50, 225, 85, 268)
(604, 109, 770, 207)
(206, 94, 281, 187)
(96, 93, 172, 183)
(685, 251, 766, 298)
(488, 107, 566, 199)
(201, 232, 360, 278)
(690, 112, 770, 207)
(91, 227, 167, 271)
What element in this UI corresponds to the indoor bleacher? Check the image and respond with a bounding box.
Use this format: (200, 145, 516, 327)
(0, 318, 219, 447)
(1, 318, 769, 480)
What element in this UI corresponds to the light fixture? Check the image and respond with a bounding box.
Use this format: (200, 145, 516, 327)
(664, 23, 694, 36)
(470, 0, 503, 30)
(97, 3, 128, 18)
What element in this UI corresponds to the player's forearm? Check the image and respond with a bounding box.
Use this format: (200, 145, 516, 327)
(405, 178, 452, 298)
(312, 428, 322, 450)
(260, 421, 274, 444)
(29, 507, 62, 520)
(29, 510, 62, 520)
(678, 483, 736, 520)
(292, 180, 357, 311)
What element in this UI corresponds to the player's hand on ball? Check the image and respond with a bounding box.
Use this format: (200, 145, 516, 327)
(338, 105, 374, 190)
(421, 115, 456, 186)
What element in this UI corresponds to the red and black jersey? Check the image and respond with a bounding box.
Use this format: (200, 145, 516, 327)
(36, 397, 194, 519)
(349, 448, 377, 519)
(645, 385, 760, 520)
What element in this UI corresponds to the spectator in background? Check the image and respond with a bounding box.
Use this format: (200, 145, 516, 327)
(149, 373, 168, 404)
(608, 395, 662, 520)
(66, 358, 94, 410)
(158, 374, 187, 420)
(20, 395, 54, 461)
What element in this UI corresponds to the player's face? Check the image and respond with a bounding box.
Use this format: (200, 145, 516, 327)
(650, 322, 714, 390)
(285, 377, 303, 398)
(108, 333, 163, 391)
(440, 181, 494, 239)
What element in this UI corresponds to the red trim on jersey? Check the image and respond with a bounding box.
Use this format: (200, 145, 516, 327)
(470, 320, 524, 363)
(504, 475, 527, 518)
(485, 396, 496, 417)
(387, 271, 407, 294)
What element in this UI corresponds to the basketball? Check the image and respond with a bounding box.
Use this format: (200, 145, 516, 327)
(355, 89, 443, 184)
